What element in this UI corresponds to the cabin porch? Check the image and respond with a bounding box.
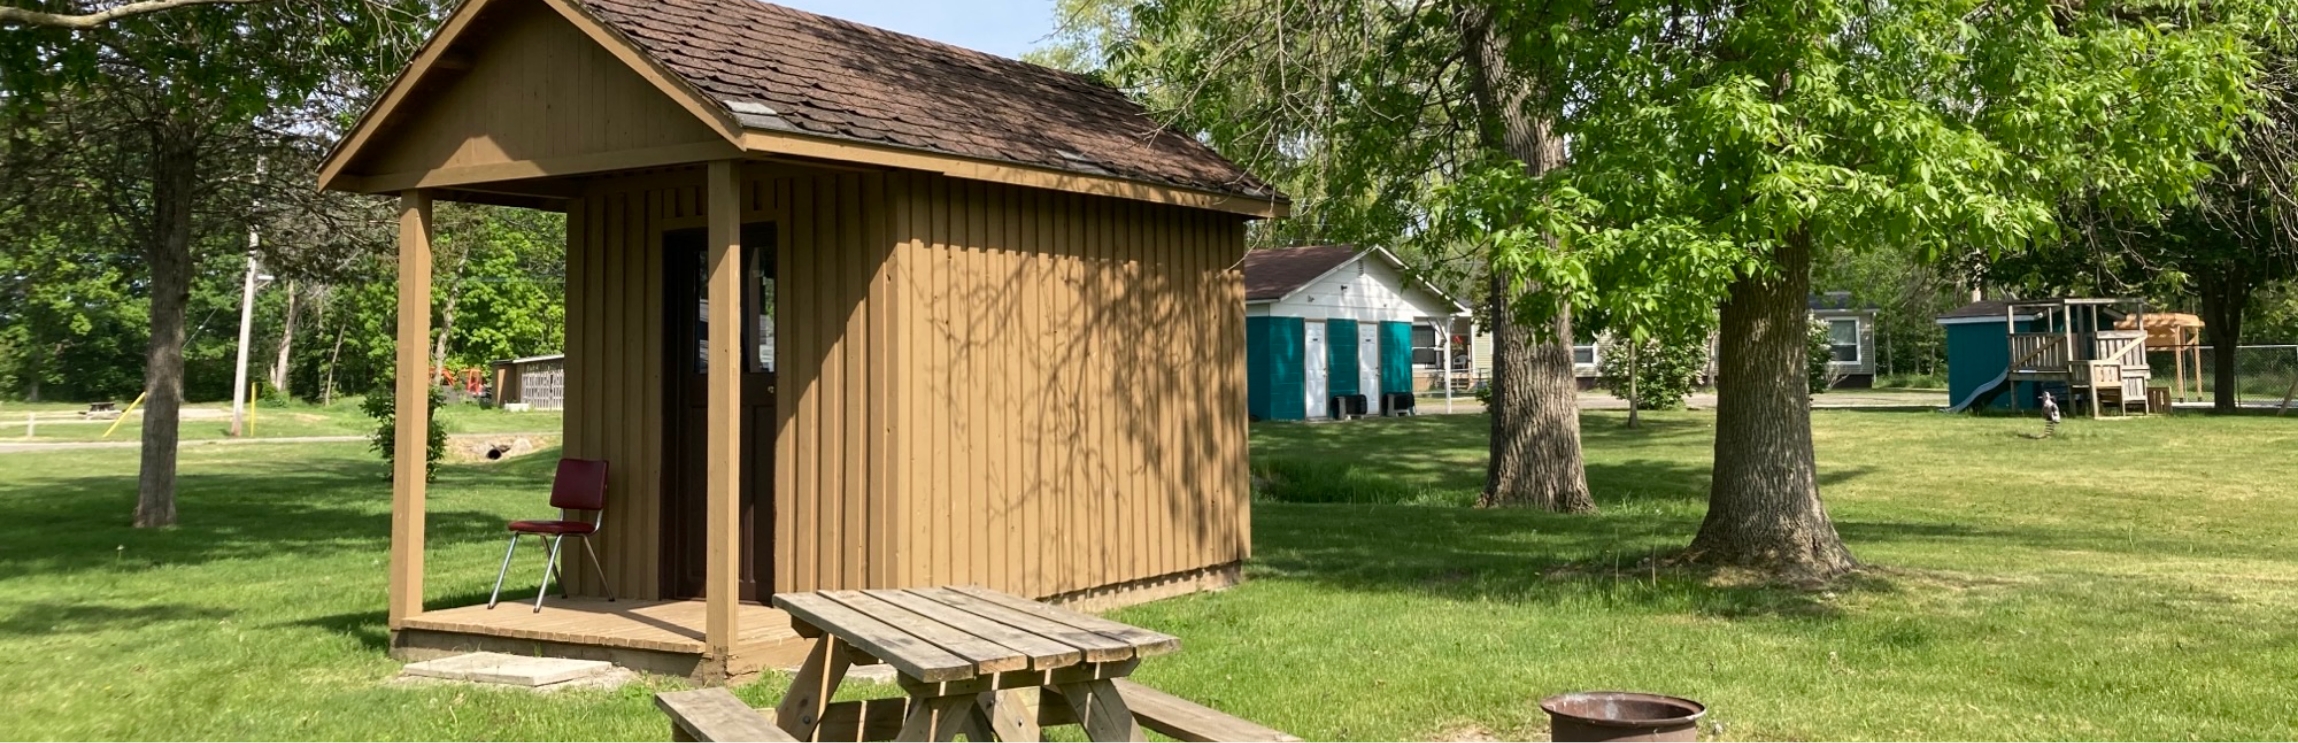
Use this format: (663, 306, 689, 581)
(391, 598, 811, 683)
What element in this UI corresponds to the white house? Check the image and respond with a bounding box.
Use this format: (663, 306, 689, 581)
(1242, 245, 1470, 420)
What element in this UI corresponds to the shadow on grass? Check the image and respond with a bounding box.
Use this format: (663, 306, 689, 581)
(0, 601, 234, 635)
(1250, 499, 1890, 621)
(292, 589, 503, 652)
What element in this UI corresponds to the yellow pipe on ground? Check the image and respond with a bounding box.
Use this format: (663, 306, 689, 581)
(102, 392, 148, 439)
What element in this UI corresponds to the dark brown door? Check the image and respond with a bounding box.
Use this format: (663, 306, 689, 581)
(661, 223, 777, 602)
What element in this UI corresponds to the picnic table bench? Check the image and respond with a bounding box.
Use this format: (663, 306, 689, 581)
(655, 586, 1296, 742)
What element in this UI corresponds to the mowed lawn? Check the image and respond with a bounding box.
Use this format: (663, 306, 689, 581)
(0, 398, 562, 443)
(2, 410, 2296, 740)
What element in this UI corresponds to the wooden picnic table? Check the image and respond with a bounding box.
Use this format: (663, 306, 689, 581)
(655, 586, 1297, 742)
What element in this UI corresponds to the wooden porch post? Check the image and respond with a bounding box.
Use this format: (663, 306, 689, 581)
(704, 161, 743, 661)
(390, 190, 434, 629)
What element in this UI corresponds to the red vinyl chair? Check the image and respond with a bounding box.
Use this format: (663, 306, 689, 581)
(488, 458, 614, 612)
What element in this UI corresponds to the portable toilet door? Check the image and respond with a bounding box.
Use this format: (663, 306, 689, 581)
(1357, 328, 1380, 411)
(1379, 320, 1413, 409)
(1326, 319, 1360, 415)
(1304, 320, 1330, 418)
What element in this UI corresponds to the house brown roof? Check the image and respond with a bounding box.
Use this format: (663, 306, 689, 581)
(573, 0, 1283, 203)
(1241, 245, 1359, 302)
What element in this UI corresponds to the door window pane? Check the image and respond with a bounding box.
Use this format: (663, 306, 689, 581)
(693, 256, 710, 373)
(750, 234, 776, 373)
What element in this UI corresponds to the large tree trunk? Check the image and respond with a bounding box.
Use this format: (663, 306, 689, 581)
(1459, 1, 1592, 512)
(134, 137, 197, 529)
(1685, 230, 1855, 578)
(1483, 274, 1594, 509)
(2197, 264, 2251, 413)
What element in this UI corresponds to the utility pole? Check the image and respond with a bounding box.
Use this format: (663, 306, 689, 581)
(230, 157, 269, 438)
(228, 242, 263, 437)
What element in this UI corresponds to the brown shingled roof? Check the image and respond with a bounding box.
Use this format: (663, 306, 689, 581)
(1241, 245, 1359, 302)
(572, 0, 1282, 203)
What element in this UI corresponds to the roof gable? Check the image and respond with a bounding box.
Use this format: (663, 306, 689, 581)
(340, 0, 729, 181)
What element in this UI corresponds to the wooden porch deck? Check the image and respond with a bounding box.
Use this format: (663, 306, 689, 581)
(391, 598, 810, 683)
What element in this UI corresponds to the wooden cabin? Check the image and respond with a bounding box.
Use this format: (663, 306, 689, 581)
(319, 0, 1286, 682)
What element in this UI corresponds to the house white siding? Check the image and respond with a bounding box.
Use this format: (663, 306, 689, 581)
(1257, 255, 1458, 323)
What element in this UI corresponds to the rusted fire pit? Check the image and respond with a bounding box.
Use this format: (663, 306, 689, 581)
(1540, 691, 1706, 742)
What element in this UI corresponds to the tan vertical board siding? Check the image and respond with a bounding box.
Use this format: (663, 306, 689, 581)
(792, 178, 822, 594)
(772, 173, 799, 595)
(603, 192, 629, 594)
(558, 169, 1245, 603)
(1024, 190, 1052, 598)
(840, 173, 869, 591)
(639, 188, 665, 600)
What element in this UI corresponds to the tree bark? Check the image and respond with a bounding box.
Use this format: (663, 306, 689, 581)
(134, 136, 198, 529)
(1458, 1, 1592, 512)
(269, 281, 296, 394)
(1685, 230, 1856, 578)
(2197, 264, 2251, 413)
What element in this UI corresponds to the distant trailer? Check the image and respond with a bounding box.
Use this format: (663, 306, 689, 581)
(489, 354, 566, 410)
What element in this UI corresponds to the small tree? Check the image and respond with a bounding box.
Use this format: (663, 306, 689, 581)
(1599, 332, 1711, 412)
(1807, 319, 1836, 396)
(364, 382, 445, 482)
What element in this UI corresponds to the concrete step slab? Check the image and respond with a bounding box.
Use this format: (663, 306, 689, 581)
(402, 652, 616, 687)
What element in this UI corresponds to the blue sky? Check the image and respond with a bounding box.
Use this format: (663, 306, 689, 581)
(774, 0, 1059, 60)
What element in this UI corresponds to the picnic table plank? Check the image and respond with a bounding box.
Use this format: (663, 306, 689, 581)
(905, 587, 1137, 662)
(774, 593, 976, 683)
(947, 585, 1181, 657)
(655, 688, 796, 742)
(819, 590, 1030, 675)
(865, 589, 1085, 670)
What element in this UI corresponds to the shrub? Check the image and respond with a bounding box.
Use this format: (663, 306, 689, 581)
(1808, 318, 1837, 395)
(1597, 333, 1711, 410)
(363, 382, 447, 482)
(255, 379, 291, 408)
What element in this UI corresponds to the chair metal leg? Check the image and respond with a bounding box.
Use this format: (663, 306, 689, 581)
(534, 534, 566, 613)
(580, 537, 616, 601)
(486, 533, 521, 610)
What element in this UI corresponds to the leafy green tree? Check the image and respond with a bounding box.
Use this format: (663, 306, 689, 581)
(1534, 0, 2274, 577)
(0, 1, 431, 526)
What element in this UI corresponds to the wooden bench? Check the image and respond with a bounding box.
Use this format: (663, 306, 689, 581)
(657, 688, 796, 742)
(1047, 679, 1302, 742)
(656, 681, 1295, 742)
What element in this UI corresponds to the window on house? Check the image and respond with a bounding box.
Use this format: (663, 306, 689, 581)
(1411, 325, 1438, 365)
(1827, 318, 1860, 363)
(1571, 326, 1599, 366)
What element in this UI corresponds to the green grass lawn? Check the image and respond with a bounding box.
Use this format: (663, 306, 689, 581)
(2, 410, 2295, 739)
(0, 397, 561, 442)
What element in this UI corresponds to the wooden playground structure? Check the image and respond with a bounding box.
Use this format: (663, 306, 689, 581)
(2002, 298, 2154, 418)
(2116, 312, 2206, 403)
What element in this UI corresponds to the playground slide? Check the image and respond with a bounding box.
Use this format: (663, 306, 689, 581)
(1947, 369, 2011, 413)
